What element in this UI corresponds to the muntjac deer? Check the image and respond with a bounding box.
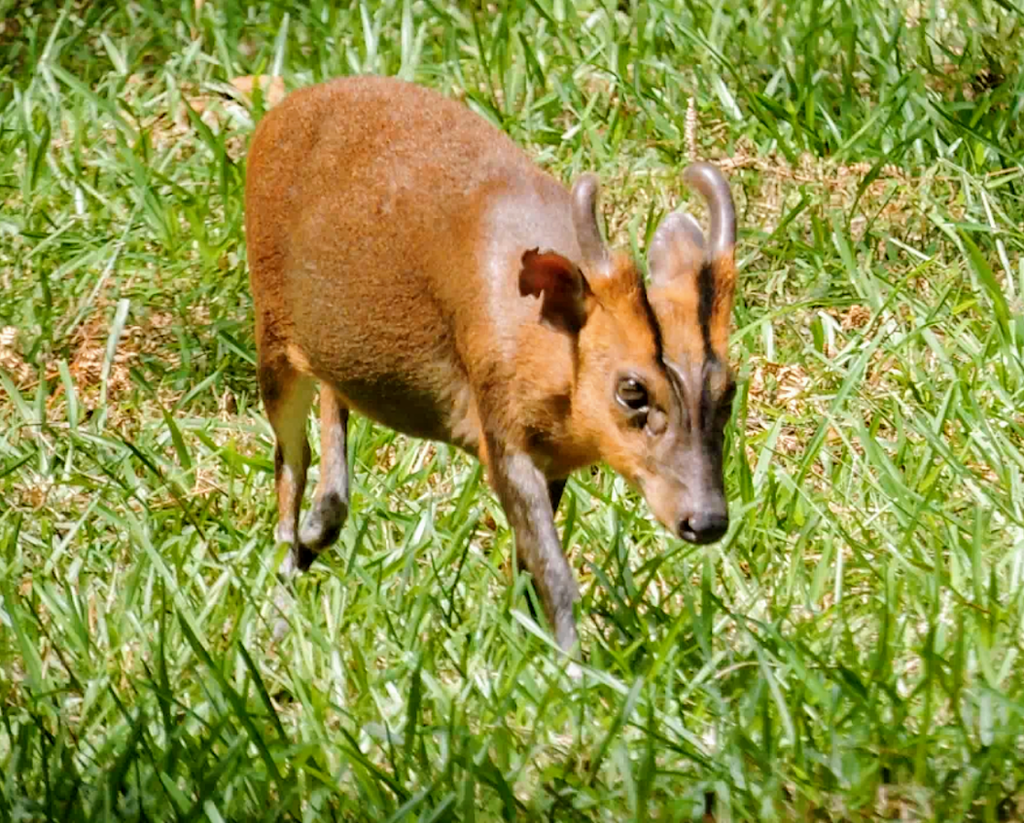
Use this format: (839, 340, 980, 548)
(245, 76, 737, 655)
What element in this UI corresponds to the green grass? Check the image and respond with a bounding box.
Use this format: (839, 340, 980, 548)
(1, 0, 1023, 820)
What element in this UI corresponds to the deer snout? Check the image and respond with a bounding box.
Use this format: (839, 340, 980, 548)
(675, 469, 729, 543)
(678, 503, 729, 544)
(639, 473, 729, 545)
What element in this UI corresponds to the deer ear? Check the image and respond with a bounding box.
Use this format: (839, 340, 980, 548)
(519, 248, 592, 334)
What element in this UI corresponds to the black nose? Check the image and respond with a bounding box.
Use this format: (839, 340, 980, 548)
(679, 510, 729, 544)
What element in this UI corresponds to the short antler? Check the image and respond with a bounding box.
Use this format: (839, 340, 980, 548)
(682, 162, 735, 262)
(571, 174, 611, 274)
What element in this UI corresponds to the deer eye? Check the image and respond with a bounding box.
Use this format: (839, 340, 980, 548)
(616, 377, 649, 412)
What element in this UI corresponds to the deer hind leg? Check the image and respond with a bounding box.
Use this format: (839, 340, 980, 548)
(259, 358, 315, 573)
(298, 384, 350, 562)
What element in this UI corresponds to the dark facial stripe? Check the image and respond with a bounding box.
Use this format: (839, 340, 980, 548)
(641, 283, 690, 425)
(700, 370, 713, 431)
(697, 260, 716, 360)
(636, 284, 665, 363)
(640, 276, 695, 427)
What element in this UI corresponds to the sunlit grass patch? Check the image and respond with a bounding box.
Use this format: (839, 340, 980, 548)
(1, 0, 1023, 820)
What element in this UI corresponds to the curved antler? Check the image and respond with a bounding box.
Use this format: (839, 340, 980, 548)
(682, 162, 735, 263)
(570, 174, 611, 274)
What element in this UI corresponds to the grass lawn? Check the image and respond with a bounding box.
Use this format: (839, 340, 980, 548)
(2, 0, 1023, 820)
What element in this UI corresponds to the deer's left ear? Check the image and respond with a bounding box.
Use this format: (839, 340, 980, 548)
(519, 248, 593, 334)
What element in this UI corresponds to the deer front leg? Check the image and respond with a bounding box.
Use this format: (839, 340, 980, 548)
(489, 443, 579, 652)
(517, 478, 568, 624)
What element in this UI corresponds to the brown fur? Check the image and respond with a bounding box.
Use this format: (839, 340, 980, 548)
(245, 76, 739, 655)
(707, 255, 737, 357)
